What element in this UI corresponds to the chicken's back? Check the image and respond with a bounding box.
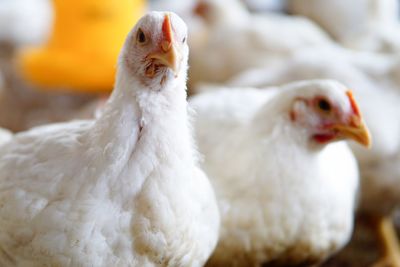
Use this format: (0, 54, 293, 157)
(190, 87, 276, 156)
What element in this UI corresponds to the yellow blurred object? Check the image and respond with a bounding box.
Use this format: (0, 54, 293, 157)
(18, 0, 146, 93)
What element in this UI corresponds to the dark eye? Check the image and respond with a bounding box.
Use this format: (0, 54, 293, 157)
(317, 99, 332, 112)
(182, 37, 186, 43)
(137, 28, 147, 44)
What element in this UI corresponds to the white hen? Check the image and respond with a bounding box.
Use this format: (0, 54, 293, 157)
(0, 11, 219, 266)
(0, 0, 52, 46)
(188, 0, 332, 86)
(288, 0, 400, 53)
(191, 80, 370, 266)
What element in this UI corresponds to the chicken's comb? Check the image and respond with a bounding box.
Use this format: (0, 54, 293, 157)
(346, 90, 360, 116)
(194, 2, 209, 18)
(162, 14, 173, 43)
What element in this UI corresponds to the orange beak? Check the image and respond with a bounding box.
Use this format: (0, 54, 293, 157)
(332, 90, 371, 148)
(332, 116, 371, 148)
(147, 14, 180, 75)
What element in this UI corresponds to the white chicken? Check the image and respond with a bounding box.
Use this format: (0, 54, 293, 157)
(287, 0, 400, 53)
(190, 80, 371, 266)
(0, 0, 52, 46)
(0, 11, 219, 266)
(188, 0, 332, 86)
(230, 54, 400, 267)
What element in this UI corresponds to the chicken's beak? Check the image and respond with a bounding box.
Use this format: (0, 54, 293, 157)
(148, 14, 180, 75)
(333, 115, 371, 148)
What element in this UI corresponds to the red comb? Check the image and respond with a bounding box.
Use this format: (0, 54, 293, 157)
(346, 90, 360, 116)
(162, 14, 173, 43)
(194, 2, 209, 17)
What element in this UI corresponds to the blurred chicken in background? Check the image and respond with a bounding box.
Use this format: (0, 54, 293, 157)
(186, 0, 332, 88)
(288, 0, 400, 53)
(0, 0, 52, 47)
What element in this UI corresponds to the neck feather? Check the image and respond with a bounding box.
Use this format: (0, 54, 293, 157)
(89, 65, 194, 166)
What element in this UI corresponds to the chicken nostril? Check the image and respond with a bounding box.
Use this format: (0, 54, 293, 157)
(161, 41, 172, 52)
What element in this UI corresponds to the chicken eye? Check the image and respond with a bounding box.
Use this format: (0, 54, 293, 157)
(137, 28, 147, 44)
(182, 36, 186, 43)
(317, 99, 332, 112)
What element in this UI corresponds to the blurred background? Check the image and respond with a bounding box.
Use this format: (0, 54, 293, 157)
(1, 0, 400, 265)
